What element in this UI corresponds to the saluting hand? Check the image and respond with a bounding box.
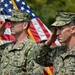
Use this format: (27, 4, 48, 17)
(0, 22, 7, 36)
(45, 28, 57, 46)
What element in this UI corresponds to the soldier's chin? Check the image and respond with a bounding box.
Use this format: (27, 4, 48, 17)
(58, 39, 63, 43)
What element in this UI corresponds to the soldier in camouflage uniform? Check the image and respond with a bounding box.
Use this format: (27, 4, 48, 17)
(34, 12, 75, 75)
(0, 9, 50, 75)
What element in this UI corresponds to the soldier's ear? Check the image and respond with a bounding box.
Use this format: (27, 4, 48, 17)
(70, 26, 75, 34)
(23, 22, 28, 29)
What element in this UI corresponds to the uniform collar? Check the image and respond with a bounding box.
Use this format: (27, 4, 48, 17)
(60, 45, 75, 59)
(7, 37, 30, 52)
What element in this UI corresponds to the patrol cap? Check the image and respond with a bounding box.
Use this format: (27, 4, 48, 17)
(51, 12, 75, 26)
(5, 9, 32, 22)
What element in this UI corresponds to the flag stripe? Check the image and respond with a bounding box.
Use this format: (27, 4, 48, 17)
(55, 40, 61, 46)
(31, 18, 47, 41)
(29, 20, 41, 42)
(36, 18, 50, 38)
(2, 34, 15, 41)
(0, 40, 11, 44)
(0, 15, 11, 21)
(4, 28, 11, 35)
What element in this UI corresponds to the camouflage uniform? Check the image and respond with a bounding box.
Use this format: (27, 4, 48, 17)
(0, 37, 48, 75)
(34, 12, 75, 75)
(0, 10, 49, 75)
(35, 45, 75, 75)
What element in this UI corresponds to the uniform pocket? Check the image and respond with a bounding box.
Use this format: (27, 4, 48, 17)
(9, 54, 25, 67)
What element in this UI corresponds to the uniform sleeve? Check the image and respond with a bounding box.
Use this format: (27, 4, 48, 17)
(0, 43, 8, 57)
(34, 43, 57, 67)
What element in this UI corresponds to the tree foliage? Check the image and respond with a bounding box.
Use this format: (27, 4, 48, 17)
(25, 0, 75, 29)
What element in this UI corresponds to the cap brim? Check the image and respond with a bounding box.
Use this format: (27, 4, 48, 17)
(5, 19, 11, 22)
(51, 20, 71, 27)
(5, 17, 24, 22)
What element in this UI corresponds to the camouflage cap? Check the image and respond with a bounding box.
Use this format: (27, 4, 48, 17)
(51, 12, 75, 26)
(5, 9, 32, 22)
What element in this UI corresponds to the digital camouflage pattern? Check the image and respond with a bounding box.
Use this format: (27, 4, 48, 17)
(51, 12, 75, 26)
(5, 9, 32, 22)
(0, 37, 48, 75)
(34, 45, 75, 75)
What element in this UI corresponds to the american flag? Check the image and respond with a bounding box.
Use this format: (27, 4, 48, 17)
(0, 0, 61, 75)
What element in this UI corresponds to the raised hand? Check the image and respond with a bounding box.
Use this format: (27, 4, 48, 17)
(0, 22, 7, 36)
(45, 28, 57, 46)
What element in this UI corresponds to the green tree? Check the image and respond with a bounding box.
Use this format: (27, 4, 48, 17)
(25, 0, 75, 29)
